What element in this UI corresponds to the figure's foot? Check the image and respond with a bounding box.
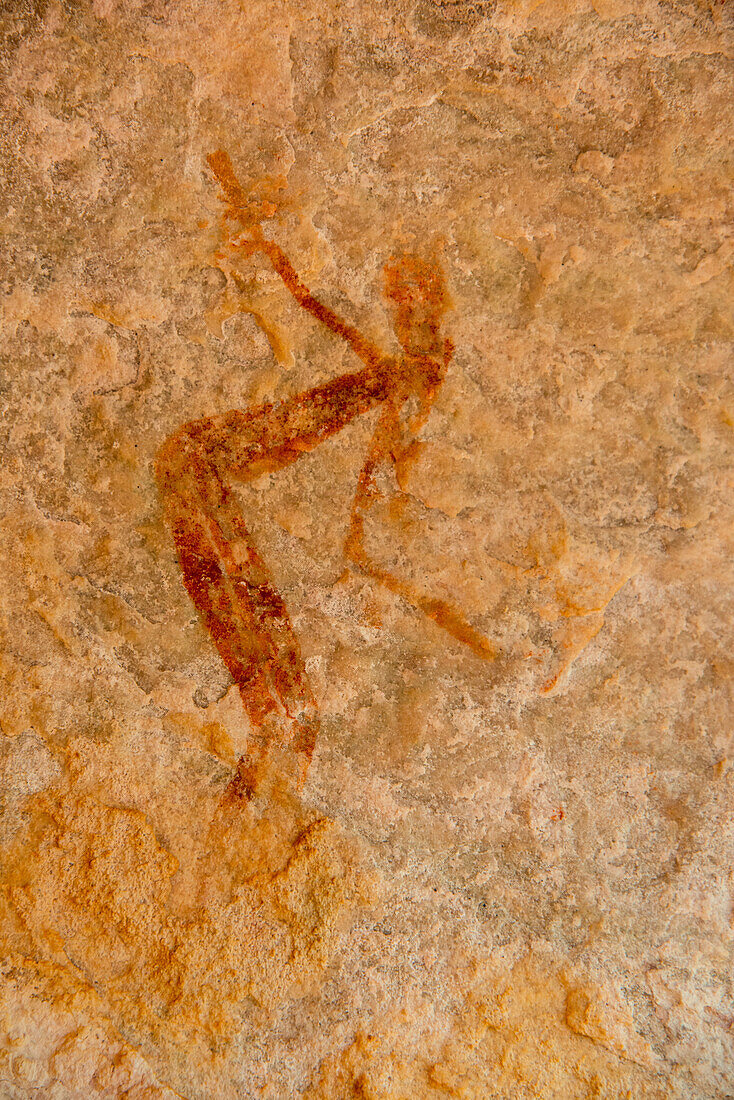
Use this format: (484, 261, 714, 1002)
(290, 712, 319, 789)
(224, 754, 261, 802)
(224, 709, 318, 803)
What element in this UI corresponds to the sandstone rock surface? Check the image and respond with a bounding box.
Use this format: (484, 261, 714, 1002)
(1, 1, 733, 1097)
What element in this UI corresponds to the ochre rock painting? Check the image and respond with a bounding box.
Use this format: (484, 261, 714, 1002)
(2, 2, 732, 1097)
(157, 150, 496, 794)
(158, 147, 636, 808)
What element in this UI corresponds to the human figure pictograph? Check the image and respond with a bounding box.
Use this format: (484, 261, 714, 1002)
(156, 150, 496, 797)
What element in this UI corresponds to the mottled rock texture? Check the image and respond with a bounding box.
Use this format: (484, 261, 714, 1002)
(1, 1, 733, 1097)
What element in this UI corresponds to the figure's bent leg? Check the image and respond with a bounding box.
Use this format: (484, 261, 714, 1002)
(156, 434, 317, 791)
(180, 360, 398, 484)
(156, 363, 402, 790)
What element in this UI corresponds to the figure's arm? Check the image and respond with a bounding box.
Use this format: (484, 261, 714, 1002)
(207, 149, 387, 371)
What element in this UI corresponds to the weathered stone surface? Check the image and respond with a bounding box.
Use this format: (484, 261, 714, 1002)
(1, 1, 732, 1096)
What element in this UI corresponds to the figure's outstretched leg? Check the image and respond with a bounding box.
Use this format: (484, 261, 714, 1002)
(345, 407, 498, 662)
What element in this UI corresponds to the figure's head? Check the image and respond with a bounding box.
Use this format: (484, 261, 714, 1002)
(383, 252, 450, 356)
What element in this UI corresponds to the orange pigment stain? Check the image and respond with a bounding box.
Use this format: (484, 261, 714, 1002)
(156, 150, 497, 796)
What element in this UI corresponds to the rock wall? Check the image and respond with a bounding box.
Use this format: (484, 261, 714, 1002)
(1, 1, 732, 1096)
